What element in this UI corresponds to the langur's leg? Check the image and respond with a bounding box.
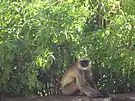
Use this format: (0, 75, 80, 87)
(61, 81, 79, 95)
(76, 75, 104, 98)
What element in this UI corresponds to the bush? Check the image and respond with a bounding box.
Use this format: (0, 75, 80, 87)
(0, 0, 135, 97)
(0, 0, 41, 96)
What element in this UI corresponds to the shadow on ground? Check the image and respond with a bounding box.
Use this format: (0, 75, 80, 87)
(6, 92, 135, 101)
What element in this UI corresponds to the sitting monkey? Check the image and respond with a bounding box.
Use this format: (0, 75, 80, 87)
(60, 57, 104, 98)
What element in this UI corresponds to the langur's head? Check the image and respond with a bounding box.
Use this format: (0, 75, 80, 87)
(78, 56, 91, 70)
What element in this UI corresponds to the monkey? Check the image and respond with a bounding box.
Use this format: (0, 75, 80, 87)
(60, 57, 104, 99)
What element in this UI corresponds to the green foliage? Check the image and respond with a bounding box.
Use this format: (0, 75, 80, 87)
(123, 0, 135, 15)
(34, 3, 89, 69)
(0, 0, 40, 96)
(82, 13, 135, 93)
(0, 0, 90, 96)
(0, 0, 135, 96)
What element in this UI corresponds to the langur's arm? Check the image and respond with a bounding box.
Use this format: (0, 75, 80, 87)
(84, 69, 98, 89)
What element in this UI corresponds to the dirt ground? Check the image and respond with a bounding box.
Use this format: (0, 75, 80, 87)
(6, 92, 135, 101)
(7, 96, 111, 101)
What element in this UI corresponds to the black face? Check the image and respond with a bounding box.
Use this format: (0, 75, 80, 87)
(80, 60, 89, 67)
